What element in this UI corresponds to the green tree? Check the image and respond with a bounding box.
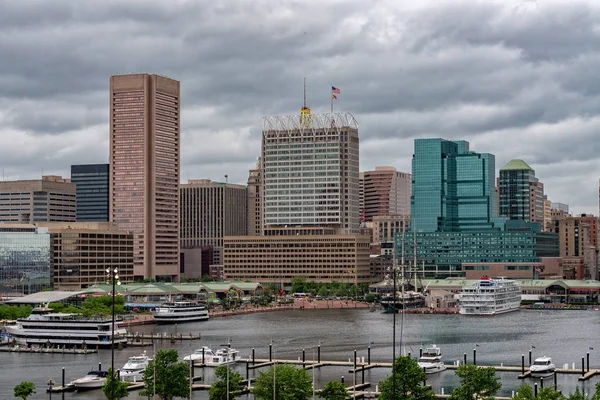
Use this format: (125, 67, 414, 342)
(201, 274, 214, 282)
(320, 380, 349, 400)
(209, 366, 245, 400)
(378, 355, 435, 400)
(140, 349, 189, 400)
(0, 304, 33, 320)
(102, 368, 129, 400)
(291, 277, 306, 294)
(568, 387, 588, 400)
(592, 382, 600, 400)
(317, 286, 329, 298)
(252, 364, 312, 400)
(448, 364, 501, 400)
(13, 381, 35, 400)
(513, 384, 566, 400)
(82, 295, 125, 317)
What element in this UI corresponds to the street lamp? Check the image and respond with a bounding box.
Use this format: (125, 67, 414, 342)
(106, 267, 121, 400)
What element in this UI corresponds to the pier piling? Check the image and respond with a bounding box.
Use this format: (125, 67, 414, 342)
(318, 344, 321, 363)
(62, 367, 65, 400)
(529, 350, 532, 366)
(522, 354, 525, 374)
(362, 364, 365, 384)
(540, 377, 544, 389)
(582, 357, 585, 376)
(420, 347, 423, 358)
(341, 375, 344, 384)
(534, 383, 538, 398)
(303, 349, 306, 367)
(368, 346, 371, 365)
(99, 362, 102, 371)
(252, 348, 255, 365)
(473, 349, 477, 366)
(269, 343, 272, 362)
(587, 352, 590, 372)
(464, 353, 467, 365)
(554, 371, 557, 389)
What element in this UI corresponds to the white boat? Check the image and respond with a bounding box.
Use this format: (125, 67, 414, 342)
(4, 307, 128, 348)
(71, 370, 109, 390)
(120, 351, 151, 382)
(152, 301, 209, 324)
(530, 356, 556, 377)
(183, 346, 216, 362)
(183, 346, 239, 366)
(459, 276, 521, 316)
(206, 347, 239, 367)
(417, 345, 446, 374)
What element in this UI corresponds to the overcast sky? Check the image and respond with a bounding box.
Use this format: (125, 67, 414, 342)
(1, 0, 600, 215)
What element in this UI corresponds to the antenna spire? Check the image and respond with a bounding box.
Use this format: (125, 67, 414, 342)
(303, 76, 307, 108)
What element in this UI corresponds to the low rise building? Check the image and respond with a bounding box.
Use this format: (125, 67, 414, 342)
(223, 228, 372, 286)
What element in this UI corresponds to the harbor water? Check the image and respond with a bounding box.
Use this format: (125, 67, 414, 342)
(1, 307, 599, 399)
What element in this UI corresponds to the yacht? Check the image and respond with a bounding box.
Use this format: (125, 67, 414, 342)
(4, 307, 127, 348)
(71, 370, 109, 390)
(206, 347, 239, 367)
(120, 351, 151, 382)
(459, 277, 521, 316)
(530, 356, 556, 377)
(152, 301, 209, 324)
(417, 345, 446, 374)
(183, 346, 216, 362)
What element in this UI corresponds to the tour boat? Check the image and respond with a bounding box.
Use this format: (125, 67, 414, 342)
(530, 356, 556, 377)
(417, 345, 446, 374)
(152, 301, 209, 324)
(4, 307, 127, 348)
(120, 351, 151, 382)
(459, 277, 521, 316)
(71, 370, 109, 390)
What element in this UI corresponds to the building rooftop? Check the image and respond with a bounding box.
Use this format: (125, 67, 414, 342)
(500, 159, 534, 171)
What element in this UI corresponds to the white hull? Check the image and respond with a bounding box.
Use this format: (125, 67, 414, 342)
(153, 314, 209, 323)
(73, 379, 106, 390)
(152, 302, 209, 324)
(459, 278, 522, 316)
(419, 363, 447, 374)
(120, 370, 144, 382)
(459, 306, 520, 316)
(530, 369, 555, 378)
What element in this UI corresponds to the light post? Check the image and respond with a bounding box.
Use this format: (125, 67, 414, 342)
(271, 339, 276, 400)
(106, 267, 121, 400)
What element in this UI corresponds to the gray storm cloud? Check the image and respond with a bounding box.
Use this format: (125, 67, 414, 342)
(0, 0, 599, 214)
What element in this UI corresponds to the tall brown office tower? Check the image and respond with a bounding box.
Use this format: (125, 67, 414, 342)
(109, 74, 180, 281)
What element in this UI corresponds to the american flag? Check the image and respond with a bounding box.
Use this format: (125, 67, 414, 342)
(331, 86, 340, 94)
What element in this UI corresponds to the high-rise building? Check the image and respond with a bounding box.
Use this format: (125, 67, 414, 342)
(410, 139, 498, 232)
(180, 179, 247, 275)
(247, 161, 262, 236)
(261, 113, 360, 234)
(71, 164, 109, 222)
(109, 74, 180, 280)
(498, 159, 546, 228)
(0, 176, 76, 223)
(362, 167, 410, 221)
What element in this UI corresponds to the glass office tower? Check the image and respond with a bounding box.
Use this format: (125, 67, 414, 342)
(410, 138, 499, 232)
(71, 164, 109, 222)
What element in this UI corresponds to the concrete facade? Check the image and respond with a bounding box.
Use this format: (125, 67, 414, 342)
(361, 167, 410, 221)
(0, 176, 76, 223)
(109, 74, 180, 281)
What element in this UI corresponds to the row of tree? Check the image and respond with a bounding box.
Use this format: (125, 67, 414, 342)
(14, 352, 600, 400)
(0, 295, 125, 320)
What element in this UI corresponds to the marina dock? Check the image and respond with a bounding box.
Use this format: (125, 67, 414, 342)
(0, 346, 97, 355)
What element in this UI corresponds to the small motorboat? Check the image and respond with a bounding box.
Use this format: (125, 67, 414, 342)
(530, 356, 555, 377)
(71, 370, 109, 390)
(417, 345, 446, 374)
(183, 346, 216, 363)
(120, 351, 151, 382)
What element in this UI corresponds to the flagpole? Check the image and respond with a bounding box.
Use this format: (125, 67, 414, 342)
(331, 92, 334, 114)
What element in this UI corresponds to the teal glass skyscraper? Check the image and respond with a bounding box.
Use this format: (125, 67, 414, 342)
(498, 159, 545, 227)
(410, 138, 499, 232)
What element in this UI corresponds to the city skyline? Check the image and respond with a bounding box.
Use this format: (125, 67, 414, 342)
(2, 0, 600, 215)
